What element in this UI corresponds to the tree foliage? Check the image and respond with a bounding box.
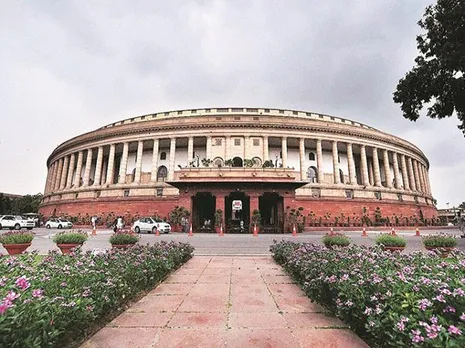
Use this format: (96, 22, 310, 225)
(0, 193, 43, 215)
(393, 0, 465, 134)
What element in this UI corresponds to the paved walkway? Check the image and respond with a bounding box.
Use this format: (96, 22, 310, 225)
(82, 256, 368, 348)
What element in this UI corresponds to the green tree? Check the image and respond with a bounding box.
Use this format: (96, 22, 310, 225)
(393, 0, 465, 134)
(459, 202, 465, 210)
(10, 193, 43, 214)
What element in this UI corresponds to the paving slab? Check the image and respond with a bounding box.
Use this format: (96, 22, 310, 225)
(81, 256, 369, 348)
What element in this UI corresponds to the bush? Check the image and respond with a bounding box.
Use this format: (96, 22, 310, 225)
(109, 230, 139, 245)
(375, 234, 406, 247)
(322, 233, 350, 247)
(0, 241, 194, 347)
(422, 234, 457, 248)
(270, 241, 465, 347)
(0, 231, 34, 245)
(52, 230, 88, 244)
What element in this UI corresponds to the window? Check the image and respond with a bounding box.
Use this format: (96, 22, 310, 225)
(307, 166, 318, 183)
(339, 169, 344, 184)
(164, 112, 170, 116)
(319, 115, 324, 119)
(311, 188, 321, 198)
(216, 117, 222, 121)
(124, 189, 130, 197)
(253, 116, 259, 121)
(191, 109, 197, 113)
(141, 116, 145, 120)
(264, 109, 270, 113)
(234, 139, 241, 146)
(252, 157, 262, 167)
(246, 108, 258, 112)
(293, 111, 298, 115)
(374, 191, 382, 200)
(232, 108, 243, 112)
(214, 138, 223, 146)
(414, 196, 419, 203)
(74, 193, 78, 199)
(157, 166, 168, 182)
(213, 157, 224, 167)
(279, 110, 284, 114)
(397, 193, 403, 202)
(345, 189, 354, 199)
(95, 191, 101, 198)
(160, 152, 167, 160)
(205, 109, 211, 112)
(309, 152, 315, 161)
(253, 139, 260, 146)
(156, 188, 163, 197)
(234, 116, 241, 121)
(177, 111, 182, 115)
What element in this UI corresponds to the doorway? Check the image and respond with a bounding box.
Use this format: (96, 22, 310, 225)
(259, 192, 284, 233)
(192, 192, 216, 232)
(225, 191, 250, 233)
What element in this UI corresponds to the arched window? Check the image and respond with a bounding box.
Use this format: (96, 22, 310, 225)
(309, 152, 315, 161)
(157, 166, 168, 182)
(213, 157, 224, 167)
(232, 157, 243, 167)
(252, 157, 262, 168)
(160, 152, 167, 160)
(339, 169, 344, 184)
(307, 166, 318, 183)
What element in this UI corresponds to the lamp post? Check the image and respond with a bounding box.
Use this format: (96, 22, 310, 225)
(446, 202, 450, 224)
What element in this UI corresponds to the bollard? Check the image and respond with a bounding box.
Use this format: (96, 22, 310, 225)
(156, 228, 160, 237)
(391, 227, 397, 236)
(219, 224, 224, 237)
(362, 227, 367, 237)
(188, 223, 193, 237)
(292, 224, 297, 237)
(415, 227, 420, 237)
(253, 224, 258, 237)
(330, 227, 334, 236)
(91, 228, 96, 236)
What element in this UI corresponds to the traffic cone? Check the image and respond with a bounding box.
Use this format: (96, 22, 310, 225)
(188, 223, 193, 237)
(330, 227, 334, 236)
(156, 228, 160, 236)
(219, 224, 224, 237)
(292, 224, 297, 237)
(91, 227, 96, 236)
(362, 227, 367, 237)
(253, 224, 258, 237)
(391, 227, 397, 236)
(415, 227, 420, 237)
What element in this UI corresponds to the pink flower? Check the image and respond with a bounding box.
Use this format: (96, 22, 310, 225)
(0, 301, 12, 315)
(5, 291, 20, 302)
(15, 276, 30, 290)
(427, 332, 438, 339)
(32, 289, 43, 298)
(448, 326, 462, 335)
(460, 313, 465, 321)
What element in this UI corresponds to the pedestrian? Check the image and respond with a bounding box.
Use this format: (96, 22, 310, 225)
(91, 216, 97, 229)
(116, 216, 124, 230)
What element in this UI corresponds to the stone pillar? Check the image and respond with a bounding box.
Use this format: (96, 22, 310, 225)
(134, 141, 144, 183)
(423, 166, 432, 195)
(59, 156, 69, 190)
(151, 139, 159, 181)
(118, 142, 129, 184)
(360, 145, 370, 186)
(225, 136, 231, 161)
(420, 164, 428, 194)
(93, 146, 104, 186)
(106, 144, 116, 185)
(413, 160, 422, 193)
(299, 138, 306, 181)
(52, 161, 60, 191)
(44, 165, 51, 193)
(83, 149, 93, 187)
(316, 139, 324, 184)
(168, 138, 176, 181)
(372, 147, 382, 187)
(66, 153, 75, 189)
(400, 154, 410, 190)
(74, 151, 84, 187)
(392, 152, 401, 189)
(281, 137, 287, 168)
(216, 194, 226, 231)
(263, 136, 269, 162)
(347, 143, 356, 184)
(249, 193, 259, 233)
(206, 136, 212, 160)
(332, 141, 340, 184)
(244, 136, 250, 159)
(368, 160, 374, 186)
(54, 158, 64, 190)
(47, 163, 55, 193)
(187, 137, 194, 165)
(383, 149, 393, 188)
(407, 157, 416, 191)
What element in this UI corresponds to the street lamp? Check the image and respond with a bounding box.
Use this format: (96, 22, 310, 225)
(446, 202, 450, 224)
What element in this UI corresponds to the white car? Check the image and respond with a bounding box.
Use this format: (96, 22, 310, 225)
(0, 215, 35, 230)
(132, 217, 171, 234)
(45, 218, 73, 229)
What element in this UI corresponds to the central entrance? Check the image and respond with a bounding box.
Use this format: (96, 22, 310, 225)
(192, 192, 216, 233)
(259, 192, 284, 233)
(225, 191, 250, 233)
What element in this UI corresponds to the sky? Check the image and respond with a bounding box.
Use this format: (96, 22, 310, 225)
(0, 0, 463, 209)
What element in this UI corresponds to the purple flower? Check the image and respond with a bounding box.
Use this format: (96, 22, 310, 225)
(427, 332, 438, 339)
(418, 299, 433, 311)
(460, 313, 465, 321)
(0, 300, 12, 315)
(454, 288, 465, 297)
(32, 289, 43, 298)
(448, 326, 462, 335)
(15, 276, 30, 290)
(5, 291, 20, 302)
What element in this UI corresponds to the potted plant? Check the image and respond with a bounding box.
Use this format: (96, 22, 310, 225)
(422, 234, 457, 257)
(0, 230, 34, 255)
(53, 230, 88, 254)
(322, 233, 351, 248)
(375, 234, 407, 252)
(109, 230, 139, 249)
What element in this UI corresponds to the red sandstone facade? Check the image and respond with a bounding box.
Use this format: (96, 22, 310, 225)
(40, 107, 437, 232)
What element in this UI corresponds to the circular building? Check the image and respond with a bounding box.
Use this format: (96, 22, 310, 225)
(40, 107, 437, 232)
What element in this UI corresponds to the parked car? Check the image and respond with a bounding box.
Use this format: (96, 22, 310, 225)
(132, 217, 171, 234)
(0, 215, 35, 230)
(45, 218, 73, 229)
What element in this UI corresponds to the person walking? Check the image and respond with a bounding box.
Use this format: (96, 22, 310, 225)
(91, 216, 97, 230)
(116, 216, 124, 231)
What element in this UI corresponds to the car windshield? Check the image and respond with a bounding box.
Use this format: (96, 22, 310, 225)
(152, 217, 163, 222)
(59, 219, 69, 222)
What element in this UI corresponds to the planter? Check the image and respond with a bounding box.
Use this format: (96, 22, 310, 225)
(382, 246, 405, 253)
(111, 243, 136, 249)
(425, 246, 455, 258)
(57, 243, 82, 254)
(2, 243, 32, 255)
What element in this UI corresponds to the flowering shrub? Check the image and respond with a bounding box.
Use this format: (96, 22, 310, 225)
(270, 241, 465, 347)
(375, 234, 406, 247)
(322, 233, 351, 247)
(0, 231, 34, 245)
(0, 241, 194, 347)
(109, 230, 139, 245)
(52, 230, 88, 244)
(423, 234, 457, 248)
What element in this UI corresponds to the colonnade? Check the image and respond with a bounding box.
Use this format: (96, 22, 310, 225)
(44, 135, 432, 197)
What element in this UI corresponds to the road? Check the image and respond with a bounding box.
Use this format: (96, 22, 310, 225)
(1, 227, 464, 255)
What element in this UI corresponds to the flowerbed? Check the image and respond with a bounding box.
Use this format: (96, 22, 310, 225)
(0, 241, 194, 347)
(271, 240, 465, 347)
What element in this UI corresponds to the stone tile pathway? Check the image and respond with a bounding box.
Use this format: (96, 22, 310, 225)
(81, 256, 369, 348)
